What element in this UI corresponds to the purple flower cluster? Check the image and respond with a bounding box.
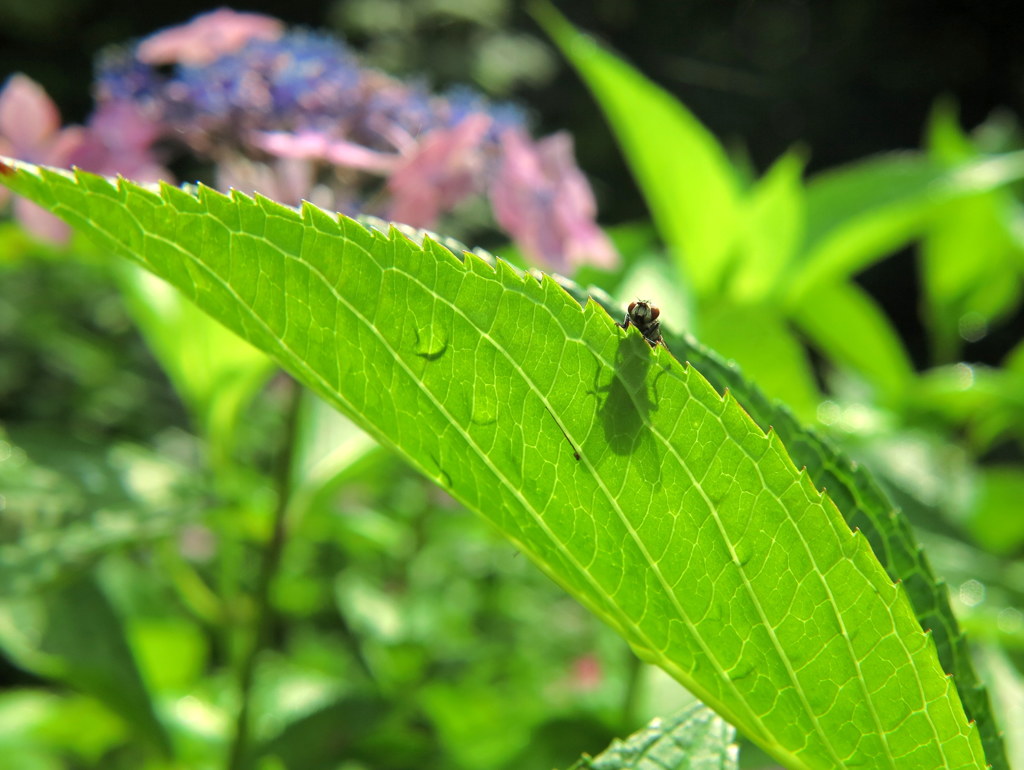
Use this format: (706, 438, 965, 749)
(0, 8, 617, 270)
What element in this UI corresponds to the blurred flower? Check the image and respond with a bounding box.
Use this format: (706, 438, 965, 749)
(98, 31, 367, 150)
(569, 653, 602, 692)
(490, 128, 618, 271)
(137, 8, 284, 67)
(3, 10, 617, 269)
(75, 101, 169, 182)
(254, 131, 400, 174)
(0, 73, 72, 240)
(215, 155, 322, 209)
(0, 74, 62, 163)
(0, 75, 62, 238)
(178, 523, 218, 562)
(388, 113, 493, 227)
(0, 73, 170, 242)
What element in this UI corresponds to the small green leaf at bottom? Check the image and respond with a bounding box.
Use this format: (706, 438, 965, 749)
(566, 704, 737, 770)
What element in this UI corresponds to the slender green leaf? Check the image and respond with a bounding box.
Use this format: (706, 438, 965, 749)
(926, 99, 977, 162)
(792, 281, 914, 400)
(921, 104, 1024, 362)
(732, 149, 807, 302)
(0, 158, 988, 769)
(0, 573, 171, 757)
(566, 704, 737, 770)
(289, 391, 383, 519)
(967, 467, 1024, 556)
(535, 3, 741, 296)
(698, 302, 821, 421)
(1008, 337, 1024, 374)
(921, 195, 1023, 362)
(789, 150, 1024, 303)
(912, 364, 1024, 453)
(113, 262, 276, 466)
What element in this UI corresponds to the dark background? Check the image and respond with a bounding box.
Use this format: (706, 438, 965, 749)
(2, 0, 1022, 365)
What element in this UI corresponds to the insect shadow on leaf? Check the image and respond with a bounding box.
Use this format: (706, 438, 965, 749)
(590, 328, 667, 484)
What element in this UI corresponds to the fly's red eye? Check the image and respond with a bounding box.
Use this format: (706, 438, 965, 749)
(649, 306, 660, 321)
(627, 301, 637, 313)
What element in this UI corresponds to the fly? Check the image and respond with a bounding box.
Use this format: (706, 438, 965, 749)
(619, 300, 666, 349)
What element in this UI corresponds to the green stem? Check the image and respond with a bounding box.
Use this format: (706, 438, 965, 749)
(621, 647, 643, 729)
(226, 377, 303, 770)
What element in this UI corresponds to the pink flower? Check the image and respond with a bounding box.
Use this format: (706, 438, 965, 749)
(0, 74, 82, 241)
(76, 101, 169, 183)
(256, 114, 496, 229)
(0, 74, 62, 162)
(490, 128, 618, 271)
(255, 131, 400, 175)
(136, 8, 284, 67)
(387, 113, 492, 227)
(0, 75, 169, 242)
(570, 653, 602, 692)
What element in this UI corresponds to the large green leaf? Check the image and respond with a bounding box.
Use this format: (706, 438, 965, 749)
(655, 331, 1007, 770)
(0, 158, 987, 769)
(564, 272, 1006, 768)
(534, 3, 741, 297)
(966, 466, 1024, 556)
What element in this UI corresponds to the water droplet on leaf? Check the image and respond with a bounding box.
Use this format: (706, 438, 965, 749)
(471, 386, 498, 425)
(414, 325, 448, 360)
